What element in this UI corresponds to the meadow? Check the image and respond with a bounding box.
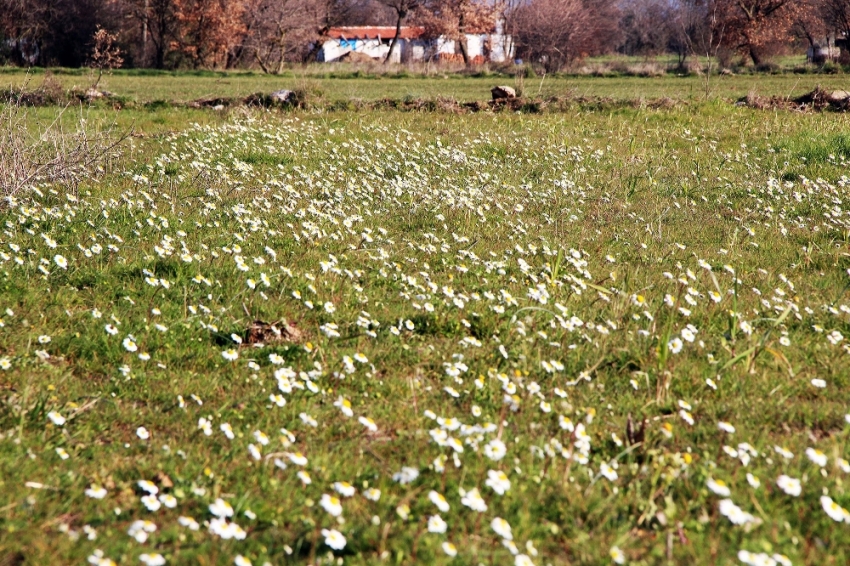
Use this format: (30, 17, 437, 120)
(2, 73, 850, 566)
(4, 63, 850, 104)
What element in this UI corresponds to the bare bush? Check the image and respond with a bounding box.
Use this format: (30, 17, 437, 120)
(508, 0, 620, 72)
(1, 98, 129, 202)
(240, 0, 315, 73)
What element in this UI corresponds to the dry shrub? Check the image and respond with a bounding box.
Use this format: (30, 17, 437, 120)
(735, 87, 850, 112)
(623, 62, 666, 77)
(574, 63, 616, 77)
(682, 60, 704, 75)
(646, 96, 679, 109)
(3, 73, 68, 107)
(1, 99, 129, 202)
(510, 0, 619, 72)
(742, 90, 773, 110)
(292, 77, 325, 108)
(573, 60, 670, 77)
(88, 27, 124, 90)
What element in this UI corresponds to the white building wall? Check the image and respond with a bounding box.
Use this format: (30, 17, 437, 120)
(435, 35, 513, 62)
(320, 38, 391, 62)
(386, 40, 402, 63)
(400, 40, 431, 63)
(436, 38, 455, 56)
(466, 35, 484, 59)
(488, 34, 514, 63)
(319, 34, 514, 63)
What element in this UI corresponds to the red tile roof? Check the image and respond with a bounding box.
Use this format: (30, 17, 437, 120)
(328, 27, 425, 40)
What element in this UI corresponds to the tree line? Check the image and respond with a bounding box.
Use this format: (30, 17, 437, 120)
(1, 0, 847, 71)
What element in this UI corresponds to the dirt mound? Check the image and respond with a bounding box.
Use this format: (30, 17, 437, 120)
(368, 97, 485, 113)
(737, 86, 850, 111)
(793, 86, 850, 110)
(244, 320, 303, 345)
(338, 51, 377, 63)
(187, 96, 238, 109)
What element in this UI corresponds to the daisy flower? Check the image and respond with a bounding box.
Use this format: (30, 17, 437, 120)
(776, 475, 802, 497)
(321, 528, 346, 550)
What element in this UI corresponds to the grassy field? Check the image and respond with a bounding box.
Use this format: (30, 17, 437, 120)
(3, 88, 850, 566)
(3, 64, 850, 104)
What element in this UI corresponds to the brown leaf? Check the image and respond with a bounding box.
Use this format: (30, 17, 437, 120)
(154, 471, 174, 489)
(245, 320, 302, 345)
(626, 413, 646, 446)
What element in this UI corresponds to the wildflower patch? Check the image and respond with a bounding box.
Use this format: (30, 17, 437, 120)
(2, 106, 850, 565)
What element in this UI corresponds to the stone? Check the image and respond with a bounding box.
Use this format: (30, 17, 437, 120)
(491, 85, 516, 100)
(270, 89, 296, 104)
(85, 88, 113, 99)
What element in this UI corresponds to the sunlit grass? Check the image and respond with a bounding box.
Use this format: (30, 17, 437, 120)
(2, 102, 850, 565)
(2, 65, 850, 104)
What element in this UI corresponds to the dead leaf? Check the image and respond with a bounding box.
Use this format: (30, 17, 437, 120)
(626, 413, 646, 446)
(245, 320, 302, 345)
(154, 471, 173, 489)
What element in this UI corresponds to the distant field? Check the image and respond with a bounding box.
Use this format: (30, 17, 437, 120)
(2, 64, 848, 104)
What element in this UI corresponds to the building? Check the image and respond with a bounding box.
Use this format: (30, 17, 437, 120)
(808, 34, 841, 64)
(317, 26, 514, 64)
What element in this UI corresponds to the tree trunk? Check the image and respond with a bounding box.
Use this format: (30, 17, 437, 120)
(143, 0, 149, 58)
(458, 37, 469, 65)
(458, 11, 469, 66)
(276, 29, 287, 74)
(154, 40, 165, 69)
(303, 27, 329, 63)
(748, 44, 762, 67)
(154, 11, 167, 69)
(255, 50, 272, 74)
(384, 10, 405, 64)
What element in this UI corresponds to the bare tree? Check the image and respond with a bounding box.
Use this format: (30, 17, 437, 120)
(509, 0, 619, 71)
(300, 0, 358, 63)
(172, 0, 247, 69)
(127, 0, 181, 68)
(675, 0, 723, 64)
(380, 0, 422, 63)
(790, 0, 828, 53)
(667, 0, 708, 66)
(417, 0, 496, 65)
(495, 0, 524, 61)
(0, 0, 119, 67)
(240, 0, 317, 72)
(820, 0, 850, 40)
(714, 0, 803, 66)
(619, 0, 677, 57)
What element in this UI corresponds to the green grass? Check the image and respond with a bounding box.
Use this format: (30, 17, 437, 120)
(3, 63, 850, 104)
(3, 94, 850, 566)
